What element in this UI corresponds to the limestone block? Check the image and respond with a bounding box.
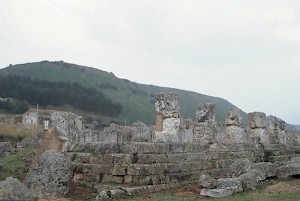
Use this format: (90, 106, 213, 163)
(25, 150, 73, 197)
(225, 108, 243, 127)
(155, 93, 180, 118)
(0, 177, 37, 201)
(228, 159, 253, 177)
(113, 154, 132, 164)
(200, 188, 233, 198)
(248, 112, 267, 129)
(199, 174, 217, 189)
(253, 162, 276, 178)
(217, 178, 243, 193)
(127, 164, 165, 176)
(153, 118, 180, 142)
(267, 116, 286, 144)
(102, 175, 123, 184)
(223, 126, 246, 144)
(248, 128, 270, 144)
(276, 162, 300, 179)
(196, 103, 215, 122)
(111, 164, 127, 176)
(238, 170, 266, 190)
(163, 118, 180, 133)
(193, 122, 217, 144)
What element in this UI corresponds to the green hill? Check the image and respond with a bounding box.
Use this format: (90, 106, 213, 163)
(0, 61, 251, 125)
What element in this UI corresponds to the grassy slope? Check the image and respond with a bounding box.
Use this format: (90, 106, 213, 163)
(0, 61, 263, 125)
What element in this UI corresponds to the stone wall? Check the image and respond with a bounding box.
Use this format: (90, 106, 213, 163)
(66, 142, 300, 187)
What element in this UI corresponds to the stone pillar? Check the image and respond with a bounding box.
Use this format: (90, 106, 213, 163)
(223, 108, 246, 144)
(248, 112, 269, 144)
(153, 93, 180, 142)
(267, 115, 286, 144)
(193, 103, 217, 144)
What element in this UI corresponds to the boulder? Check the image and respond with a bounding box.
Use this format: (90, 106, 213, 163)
(239, 170, 266, 190)
(0, 177, 37, 201)
(26, 150, 73, 197)
(21, 137, 40, 148)
(196, 103, 215, 122)
(199, 174, 217, 189)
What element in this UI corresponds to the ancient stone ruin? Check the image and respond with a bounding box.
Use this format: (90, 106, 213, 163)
(1, 92, 300, 199)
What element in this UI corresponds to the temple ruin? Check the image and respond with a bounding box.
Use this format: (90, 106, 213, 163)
(3, 92, 300, 199)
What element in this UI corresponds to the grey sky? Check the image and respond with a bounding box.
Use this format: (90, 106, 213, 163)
(1, 0, 299, 124)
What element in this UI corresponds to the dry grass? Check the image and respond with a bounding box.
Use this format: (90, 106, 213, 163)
(0, 123, 43, 142)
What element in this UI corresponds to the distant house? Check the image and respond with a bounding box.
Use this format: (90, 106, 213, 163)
(22, 109, 83, 132)
(22, 109, 51, 126)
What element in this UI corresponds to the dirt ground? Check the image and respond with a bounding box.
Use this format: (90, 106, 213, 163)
(265, 181, 299, 193)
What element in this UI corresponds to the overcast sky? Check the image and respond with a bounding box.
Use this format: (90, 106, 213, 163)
(1, 0, 299, 124)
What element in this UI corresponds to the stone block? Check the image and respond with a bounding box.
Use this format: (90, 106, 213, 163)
(199, 174, 217, 189)
(223, 126, 247, 144)
(276, 163, 300, 179)
(248, 112, 267, 129)
(113, 154, 132, 164)
(200, 188, 233, 198)
(155, 93, 180, 118)
(193, 122, 217, 144)
(127, 164, 165, 176)
(111, 164, 127, 176)
(253, 162, 276, 178)
(102, 175, 123, 184)
(196, 103, 215, 122)
(225, 108, 244, 127)
(239, 170, 266, 190)
(217, 178, 243, 193)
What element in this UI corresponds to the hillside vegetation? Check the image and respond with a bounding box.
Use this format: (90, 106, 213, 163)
(0, 75, 122, 116)
(0, 61, 242, 125)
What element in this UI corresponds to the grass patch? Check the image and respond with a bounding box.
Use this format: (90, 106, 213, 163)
(0, 124, 42, 145)
(113, 179, 300, 201)
(0, 148, 36, 181)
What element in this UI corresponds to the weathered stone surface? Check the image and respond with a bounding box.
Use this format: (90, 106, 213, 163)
(217, 178, 243, 193)
(21, 137, 40, 148)
(228, 159, 253, 177)
(199, 174, 217, 189)
(225, 108, 243, 127)
(196, 103, 215, 122)
(0, 142, 12, 152)
(248, 112, 267, 129)
(248, 128, 270, 144)
(153, 118, 180, 143)
(50, 111, 82, 143)
(155, 93, 180, 118)
(193, 122, 216, 144)
(26, 150, 73, 197)
(200, 188, 233, 198)
(267, 116, 286, 144)
(0, 177, 37, 201)
(223, 126, 246, 144)
(239, 170, 266, 190)
(276, 162, 300, 179)
(253, 162, 276, 178)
